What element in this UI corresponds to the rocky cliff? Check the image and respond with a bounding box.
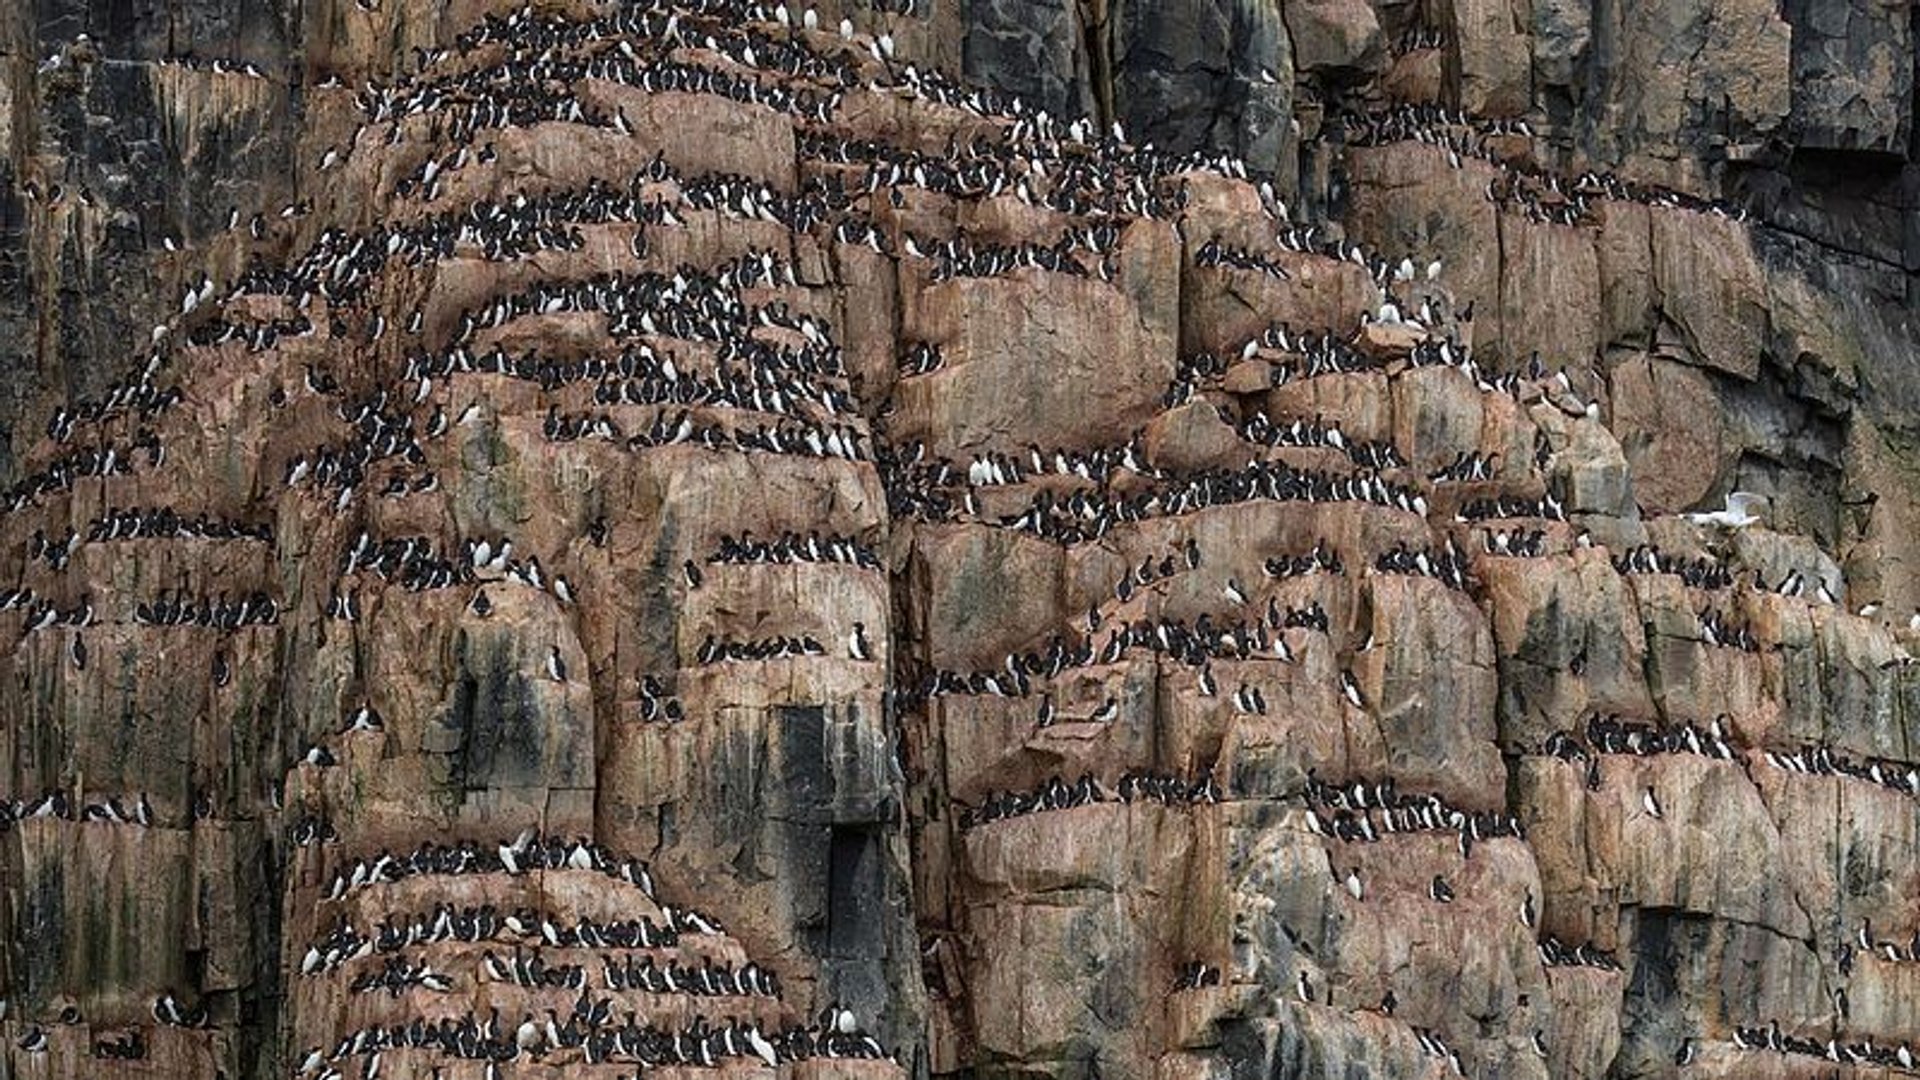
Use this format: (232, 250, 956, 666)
(0, 1, 1916, 1078)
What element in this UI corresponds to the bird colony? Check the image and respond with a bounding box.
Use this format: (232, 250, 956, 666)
(1, 1, 1917, 1079)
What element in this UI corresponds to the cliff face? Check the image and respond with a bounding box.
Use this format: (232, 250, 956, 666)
(0, 1, 1916, 1079)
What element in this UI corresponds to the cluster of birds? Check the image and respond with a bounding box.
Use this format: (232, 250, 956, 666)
(305, 1004, 885, 1076)
(1426, 450, 1499, 484)
(636, 674, 688, 723)
(1542, 714, 1739, 778)
(948, 436, 1157, 490)
(1454, 492, 1566, 523)
(1345, 103, 1752, 226)
(305, 904, 718, 979)
(1240, 410, 1397, 470)
(81, 507, 272, 544)
(1171, 961, 1223, 991)
(151, 992, 211, 1028)
(883, 452, 1432, 546)
(1758, 741, 1920, 799)
(923, 593, 1321, 710)
(1611, 544, 1736, 589)
(694, 632, 831, 664)
(1372, 539, 1470, 589)
(0, 430, 164, 513)
(0, 789, 156, 828)
(957, 769, 1221, 830)
(320, 831, 664, 901)
(706, 530, 881, 569)
(290, 813, 341, 847)
(340, 533, 474, 592)
(1845, 918, 1920, 970)
(156, 54, 271, 78)
(133, 589, 280, 629)
(1536, 936, 1621, 971)
(1264, 541, 1347, 580)
(1303, 775, 1526, 859)
(895, 340, 944, 376)
(1476, 525, 1550, 558)
(505, 952, 779, 998)
(1193, 237, 1294, 280)
(1697, 606, 1762, 652)
(1723, 1020, 1915, 1071)
(349, 956, 454, 997)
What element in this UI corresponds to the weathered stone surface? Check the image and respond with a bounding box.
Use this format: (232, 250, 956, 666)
(1608, 353, 1726, 513)
(1581, 0, 1793, 179)
(899, 269, 1176, 458)
(1445, 0, 1533, 117)
(1780, 0, 1914, 156)
(962, 0, 1096, 120)
(1108, 0, 1295, 177)
(1484, 549, 1656, 748)
(1650, 207, 1770, 381)
(1285, 0, 1384, 78)
(1143, 400, 1247, 475)
(4, 2, 1920, 1079)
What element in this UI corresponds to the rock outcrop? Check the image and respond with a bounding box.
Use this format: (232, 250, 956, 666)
(0, 1, 1916, 1079)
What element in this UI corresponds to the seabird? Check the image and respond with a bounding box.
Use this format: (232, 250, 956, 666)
(1685, 491, 1764, 529)
(546, 646, 567, 682)
(1641, 786, 1663, 819)
(746, 1024, 779, 1067)
(1340, 671, 1365, 709)
(849, 622, 873, 660)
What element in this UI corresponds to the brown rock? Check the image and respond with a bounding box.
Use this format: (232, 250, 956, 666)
(1482, 549, 1656, 747)
(1607, 353, 1726, 513)
(1498, 210, 1602, 367)
(1593, 200, 1654, 349)
(1446, 0, 1534, 116)
(1143, 400, 1246, 474)
(897, 271, 1175, 456)
(1288, 0, 1386, 76)
(1650, 206, 1770, 380)
(1345, 143, 1503, 338)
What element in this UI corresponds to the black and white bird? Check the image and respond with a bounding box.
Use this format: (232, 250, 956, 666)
(1340, 671, 1365, 709)
(546, 646, 568, 682)
(849, 622, 873, 661)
